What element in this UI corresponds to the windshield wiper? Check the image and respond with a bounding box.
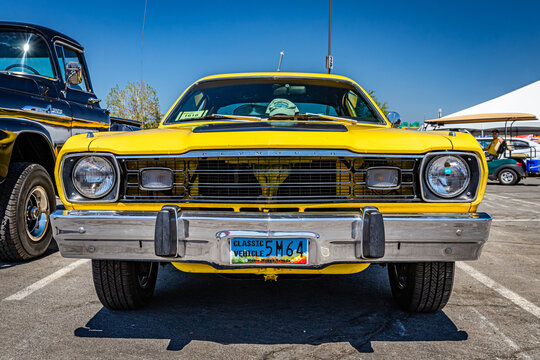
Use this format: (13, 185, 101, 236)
(267, 113, 359, 125)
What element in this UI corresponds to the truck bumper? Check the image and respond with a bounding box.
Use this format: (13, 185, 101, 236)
(50, 207, 491, 266)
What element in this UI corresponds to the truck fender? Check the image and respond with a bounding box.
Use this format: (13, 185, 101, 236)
(0, 117, 56, 183)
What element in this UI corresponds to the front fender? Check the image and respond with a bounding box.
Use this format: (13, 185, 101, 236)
(0, 117, 55, 182)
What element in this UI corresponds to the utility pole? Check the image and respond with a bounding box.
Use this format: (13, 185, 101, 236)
(326, 0, 333, 74)
(140, 0, 148, 123)
(141, 0, 148, 87)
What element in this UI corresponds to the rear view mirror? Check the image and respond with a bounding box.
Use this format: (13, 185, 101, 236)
(387, 111, 401, 128)
(65, 62, 82, 86)
(273, 85, 306, 96)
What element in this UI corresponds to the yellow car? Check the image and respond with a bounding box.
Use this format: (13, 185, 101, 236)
(50, 72, 491, 312)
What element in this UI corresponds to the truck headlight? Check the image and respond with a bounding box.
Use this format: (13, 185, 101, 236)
(72, 156, 116, 199)
(425, 155, 470, 198)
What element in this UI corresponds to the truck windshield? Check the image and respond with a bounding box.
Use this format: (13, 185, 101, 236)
(0, 31, 55, 79)
(165, 79, 383, 125)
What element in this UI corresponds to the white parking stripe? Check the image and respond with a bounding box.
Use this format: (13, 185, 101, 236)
(471, 308, 531, 360)
(485, 193, 540, 208)
(3, 259, 89, 301)
(492, 218, 540, 222)
(457, 262, 540, 319)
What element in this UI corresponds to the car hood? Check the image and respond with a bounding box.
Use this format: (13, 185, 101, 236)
(82, 123, 461, 155)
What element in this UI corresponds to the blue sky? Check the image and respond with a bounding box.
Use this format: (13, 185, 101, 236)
(4, 0, 540, 122)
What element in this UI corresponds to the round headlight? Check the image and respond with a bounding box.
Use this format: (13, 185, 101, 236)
(72, 156, 116, 199)
(425, 155, 470, 198)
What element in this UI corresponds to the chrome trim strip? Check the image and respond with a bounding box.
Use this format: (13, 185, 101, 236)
(60, 152, 121, 203)
(116, 149, 425, 159)
(419, 151, 481, 203)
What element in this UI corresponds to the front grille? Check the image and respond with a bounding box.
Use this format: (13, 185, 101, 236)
(118, 154, 422, 203)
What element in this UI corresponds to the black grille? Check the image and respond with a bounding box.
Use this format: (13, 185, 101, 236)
(119, 155, 421, 203)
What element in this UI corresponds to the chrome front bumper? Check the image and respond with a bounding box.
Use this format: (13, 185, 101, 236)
(50, 208, 491, 266)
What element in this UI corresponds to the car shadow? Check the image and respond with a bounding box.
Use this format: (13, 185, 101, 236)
(0, 240, 58, 269)
(74, 264, 467, 353)
(487, 181, 539, 187)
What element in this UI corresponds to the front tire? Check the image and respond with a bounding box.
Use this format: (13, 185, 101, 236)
(498, 168, 518, 185)
(0, 162, 55, 261)
(388, 262, 454, 313)
(92, 260, 158, 310)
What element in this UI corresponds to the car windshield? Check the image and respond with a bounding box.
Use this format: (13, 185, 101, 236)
(0, 31, 55, 78)
(165, 78, 384, 125)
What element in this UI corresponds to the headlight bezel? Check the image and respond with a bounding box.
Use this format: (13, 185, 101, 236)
(72, 156, 116, 199)
(420, 152, 481, 202)
(61, 153, 120, 203)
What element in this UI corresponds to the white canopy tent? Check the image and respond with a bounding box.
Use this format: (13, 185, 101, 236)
(431, 80, 540, 135)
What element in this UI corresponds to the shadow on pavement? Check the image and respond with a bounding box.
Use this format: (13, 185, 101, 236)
(74, 264, 467, 353)
(487, 181, 539, 187)
(0, 240, 58, 269)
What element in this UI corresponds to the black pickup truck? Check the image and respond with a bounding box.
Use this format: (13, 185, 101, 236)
(0, 22, 139, 261)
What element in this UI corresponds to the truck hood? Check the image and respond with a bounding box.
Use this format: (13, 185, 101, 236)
(85, 124, 456, 155)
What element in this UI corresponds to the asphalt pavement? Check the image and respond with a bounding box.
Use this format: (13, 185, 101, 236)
(1, 178, 539, 359)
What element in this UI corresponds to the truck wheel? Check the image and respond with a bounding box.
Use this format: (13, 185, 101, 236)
(498, 169, 518, 185)
(388, 262, 454, 313)
(0, 162, 55, 261)
(92, 260, 158, 310)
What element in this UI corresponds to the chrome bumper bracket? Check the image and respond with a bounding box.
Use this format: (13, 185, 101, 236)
(155, 205, 179, 257)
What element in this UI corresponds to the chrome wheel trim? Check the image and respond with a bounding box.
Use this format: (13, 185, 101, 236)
(501, 171, 514, 184)
(137, 262, 154, 289)
(25, 186, 50, 242)
(392, 264, 408, 290)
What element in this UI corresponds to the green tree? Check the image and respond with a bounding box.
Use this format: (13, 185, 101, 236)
(367, 89, 389, 115)
(106, 82, 162, 128)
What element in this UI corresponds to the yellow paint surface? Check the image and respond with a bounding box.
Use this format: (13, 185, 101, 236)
(171, 262, 370, 275)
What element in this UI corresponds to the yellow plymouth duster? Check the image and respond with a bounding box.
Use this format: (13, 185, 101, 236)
(50, 73, 491, 311)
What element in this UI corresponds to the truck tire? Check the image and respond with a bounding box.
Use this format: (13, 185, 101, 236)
(92, 260, 158, 310)
(388, 262, 454, 313)
(498, 168, 518, 185)
(0, 162, 56, 261)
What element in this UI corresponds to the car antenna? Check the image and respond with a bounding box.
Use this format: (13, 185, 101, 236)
(277, 51, 284, 71)
(325, 0, 333, 74)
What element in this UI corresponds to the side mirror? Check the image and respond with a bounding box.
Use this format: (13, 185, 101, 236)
(65, 62, 82, 86)
(386, 111, 401, 128)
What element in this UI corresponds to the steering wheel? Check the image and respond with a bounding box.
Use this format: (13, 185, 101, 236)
(5, 63, 40, 75)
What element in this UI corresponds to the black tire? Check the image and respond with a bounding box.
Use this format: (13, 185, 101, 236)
(92, 260, 158, 310)
(498, 168, 518, 185)
(388, 262, 454, 313)
(0, 162, 56, 261)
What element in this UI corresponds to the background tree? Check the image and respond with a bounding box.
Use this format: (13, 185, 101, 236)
(106, 82, 162, 128)
(367, 89, 389, 115)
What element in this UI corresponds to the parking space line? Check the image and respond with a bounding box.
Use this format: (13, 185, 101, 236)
(471, 308, 531, 360)
(492, 218, 540, 222)
(457, 262, 540, 319)
(485, 194, 540, 208)
(3, 259, 89, 301)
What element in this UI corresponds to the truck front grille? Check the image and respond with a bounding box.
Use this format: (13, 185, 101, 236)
(118, 154, 421, 203)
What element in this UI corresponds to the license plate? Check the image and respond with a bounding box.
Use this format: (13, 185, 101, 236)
(230, 238, 308, 265)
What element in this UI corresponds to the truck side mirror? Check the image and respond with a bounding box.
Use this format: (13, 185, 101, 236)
(65, 62, 82, 86)
(387, 111, 401, 128)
